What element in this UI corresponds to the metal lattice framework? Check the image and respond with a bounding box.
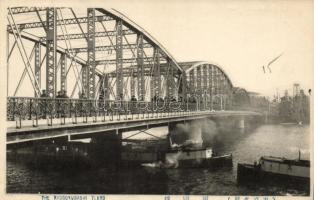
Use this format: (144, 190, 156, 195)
(5, 7, 257, 128)
(180, 61, 234, 110)
(7, 7, 183, 101)
(6, 6, 237, 119)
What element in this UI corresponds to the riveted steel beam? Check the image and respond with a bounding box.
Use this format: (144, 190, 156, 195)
(151, 48, 161, 98)
(67, 43, 152, 54)
(60, 53, 67, 94)
(129, 68, 135, 98)
(46, 8, 57, 98)
(9, 7, 47, 14)
(196, 65, 202, 94)
(39, 29, 135, 42)
(189, 69, 195, 94)
(203, 64, 208, 93)
(137, 34, 144, 100)
(87, 8, 96, 99)
(8, 14, 112, 31)
(116, 20, 123, 100)
(166, 60, 175, 98)
(34, 42, 41, 97)
(96, 56, 166, 66)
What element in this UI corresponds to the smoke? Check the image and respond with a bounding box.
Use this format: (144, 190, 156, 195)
(170, 119, 218, 147)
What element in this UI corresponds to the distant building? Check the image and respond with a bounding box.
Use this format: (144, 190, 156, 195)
(278, 86, 310, 124)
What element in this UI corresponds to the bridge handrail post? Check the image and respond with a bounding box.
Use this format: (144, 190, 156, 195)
(146, 102, 150, 118)
(31, 98, 38, 127)
(137, 101, 140, 119)
(142, 103, 145, 119)
(92, 99, 97, 123)
(72, 100, 77, 124)
(123, 101, 126, 120)
(16, 114, 21, 129)
(69, 99, 72, 118)
(46, 99, 52, 126)
(15, 98, 22, 128)
(118, 103, 121, 121)
(28, 98, 32, 120)
(151, 102, 155, 118)
(58, 99, 64, 125)
(82, 99, 88, 123)
(32, 110, 38, 127)
(100, 100, 105, 122)
(110, 101, 114, 121)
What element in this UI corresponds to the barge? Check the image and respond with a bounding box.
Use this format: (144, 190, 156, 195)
(237, 155, 310, 188)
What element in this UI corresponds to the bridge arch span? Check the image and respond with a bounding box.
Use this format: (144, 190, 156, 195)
(7, 7, 183, 101)
(179, 61, 234, 110)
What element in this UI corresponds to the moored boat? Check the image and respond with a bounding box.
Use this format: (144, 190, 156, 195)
(237, 155, 310, 189)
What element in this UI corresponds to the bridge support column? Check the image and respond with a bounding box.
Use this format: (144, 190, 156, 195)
(238, 118, 245, 129)
(168, 122, 178, 134)
(89, 130, 121, 166)
(168, 121, 180, 146)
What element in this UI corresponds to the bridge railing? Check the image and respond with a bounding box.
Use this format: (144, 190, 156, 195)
(7, 97, 264, 124)
(7, 97, 208, 127)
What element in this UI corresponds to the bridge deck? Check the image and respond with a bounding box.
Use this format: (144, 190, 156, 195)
(7, 110, 261, 144)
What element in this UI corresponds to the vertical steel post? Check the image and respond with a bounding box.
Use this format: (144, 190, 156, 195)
(196, 65, 202, 101)
(130, 68, 135, 98)
(181, 72, 187, 102)
(60, 53, 66, 94)
(152, 48, 161, 98)
(189, 69, 195, 95)
(166, 61, 174, 99)
(6, 30, 9, 96)
(104, 75, 109, 99)
(196, 66, 202, 92)
(81, 64, 88, 98)
(46, 8, 57, 98)
(209, 65, 213, 109)
(34, 42, 41, 97)
(116, 20, 123, 100)
(203, 64, 208, 108)
(216, 69, 220, 96)
(137, 34, 144, 100)
(98, 76, 105, 100)
(87, 8, 96, 99)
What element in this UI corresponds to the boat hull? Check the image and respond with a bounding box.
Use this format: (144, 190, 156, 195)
(237, 163, 310, 190)
(141, 154, 233, 169)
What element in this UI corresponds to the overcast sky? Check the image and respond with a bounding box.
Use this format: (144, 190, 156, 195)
(107, 0, 314, 97)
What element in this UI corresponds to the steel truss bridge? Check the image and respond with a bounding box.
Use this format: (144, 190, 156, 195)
(6, 7, 261, 144)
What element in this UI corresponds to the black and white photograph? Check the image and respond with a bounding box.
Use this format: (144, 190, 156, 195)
(2, 0, 313, 199)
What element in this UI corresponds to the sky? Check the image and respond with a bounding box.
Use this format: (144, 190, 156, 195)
(4, 0, 314, 98)
(109, 0, 314, 97)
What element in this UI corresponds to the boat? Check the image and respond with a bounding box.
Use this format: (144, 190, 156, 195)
(7, 141, 92, 169)
(237, 155, 310, 188)
(158, 146, 232, 169)
(140, 148, 232, 169)
(121, 133, 232, 169)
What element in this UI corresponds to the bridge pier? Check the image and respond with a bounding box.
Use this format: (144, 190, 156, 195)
(89, 130, 121, 166)
(238, 118, 245, 129)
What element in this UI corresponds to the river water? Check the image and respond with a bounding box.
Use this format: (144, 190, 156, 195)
(7, 124, 310, 196)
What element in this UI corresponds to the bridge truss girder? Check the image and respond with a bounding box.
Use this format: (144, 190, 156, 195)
(184, 62, 233, 110)
(7, 7, 184, 102)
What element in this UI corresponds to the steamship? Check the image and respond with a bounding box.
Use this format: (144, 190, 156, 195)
(237, 154, 310, 188)
(121, 135, 232, 169)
